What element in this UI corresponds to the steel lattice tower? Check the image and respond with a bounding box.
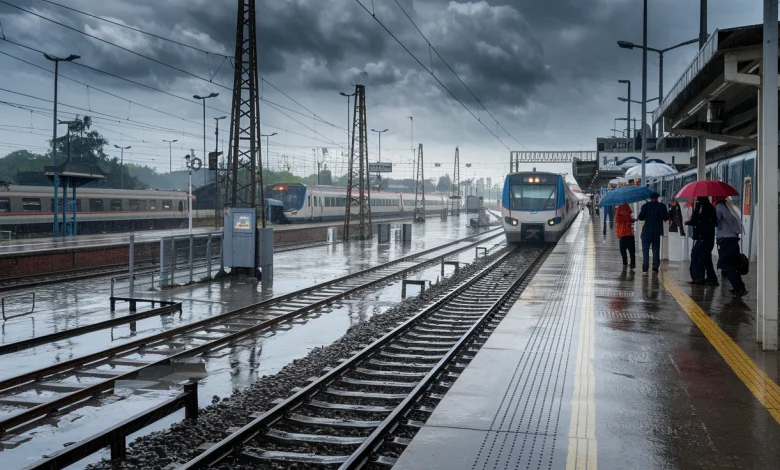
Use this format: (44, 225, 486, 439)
(343, 85, 372, 240)
(450, 146, 461, 215)
(225, 0, 265, 227)
(414, 143, 426, 222)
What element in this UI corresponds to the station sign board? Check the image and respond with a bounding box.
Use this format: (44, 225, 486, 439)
(368, 162, 392, 173)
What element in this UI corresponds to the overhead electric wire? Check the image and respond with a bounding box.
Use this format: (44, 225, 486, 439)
(4, 1, 344, 132)
(390, 0, 529, 150)
(354, 0, 511, 151)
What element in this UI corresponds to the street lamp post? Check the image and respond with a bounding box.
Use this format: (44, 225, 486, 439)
(194, 92, 219, 186)
(260, 132, 278, 172)
(114, 145, 131, 189)
(44, 53, 80, 165)
(184, 153, 202, 233)
(618, 80, 631, 150)
(618, 38, 699, 138)
(339, 91, 356, 149)
(370, 128, 389, 162)
(163, 139, 178, 174)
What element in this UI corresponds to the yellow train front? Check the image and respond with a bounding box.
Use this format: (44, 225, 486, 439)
(501, 172, 578, 243)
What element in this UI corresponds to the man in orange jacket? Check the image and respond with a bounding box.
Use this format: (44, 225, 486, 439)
(614, 203, 636, 269)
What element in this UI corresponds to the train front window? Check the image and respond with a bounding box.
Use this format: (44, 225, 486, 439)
(510, 184, 557, 211)
(266, 185, 306, 211)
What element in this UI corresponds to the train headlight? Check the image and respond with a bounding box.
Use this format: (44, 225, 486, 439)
(548, 219, 555, 226)
(548, 216, 562, 226)
(504, 216, 518, 226)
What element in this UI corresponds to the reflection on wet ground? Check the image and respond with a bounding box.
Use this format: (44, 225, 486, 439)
(395, 214, 780, 470)
(0, 215, 504, 469)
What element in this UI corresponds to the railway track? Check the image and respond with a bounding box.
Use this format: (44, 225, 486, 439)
(177, 245, 550, 470)
(0, 229, 503, 439)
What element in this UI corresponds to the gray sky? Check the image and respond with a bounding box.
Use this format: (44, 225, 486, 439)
(0, 0, 767, 185)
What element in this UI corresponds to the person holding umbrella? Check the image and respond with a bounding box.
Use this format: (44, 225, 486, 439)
(614, 203, 636, 269)
(637, 192, 669, 275)
(714, 196, 747, 296)
(685, 197, 718, 285)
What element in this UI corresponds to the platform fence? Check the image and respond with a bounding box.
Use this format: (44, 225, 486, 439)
(110, 232, 223, 298)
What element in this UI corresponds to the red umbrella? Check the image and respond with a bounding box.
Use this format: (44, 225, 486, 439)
(675, 180, 739, 199)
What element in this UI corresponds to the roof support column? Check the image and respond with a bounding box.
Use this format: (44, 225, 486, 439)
(760, 0, 778, 350)
(756, 87, 764, 343)
(696, 138, 706, 181)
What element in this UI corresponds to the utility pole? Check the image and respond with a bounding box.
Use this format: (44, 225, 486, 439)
(618, 80, 631, 150)
(699, 0, 708, 49)
(450, 147, 461, 215)
(213, 116, 226, 228)
(114, 145, 131, 189)
(226, 0, 265, 227)
(194, 92, 219, 186)
(343, 84, 371, 240)
(640, 0, 648, 185)
(261, 132, 277, 172)
(414, 143, 425, 222)
(163, 139, 178, 174)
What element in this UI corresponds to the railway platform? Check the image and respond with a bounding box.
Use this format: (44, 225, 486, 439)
(395, 213, 780, 469)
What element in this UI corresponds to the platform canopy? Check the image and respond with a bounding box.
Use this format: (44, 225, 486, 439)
(44, 162, 105, 187)
(653, 23, 778, 148)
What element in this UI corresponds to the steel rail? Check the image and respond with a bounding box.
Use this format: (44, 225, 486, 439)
(341, 247, 549, 468)
(0, 229, 501, 434)
(0, 227, 499, 391)
(177, 245, 537, 470)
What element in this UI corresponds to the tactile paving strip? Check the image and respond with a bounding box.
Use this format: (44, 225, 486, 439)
(470, 227, 589, 470)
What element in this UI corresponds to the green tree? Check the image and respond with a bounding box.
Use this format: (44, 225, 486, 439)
(437, 174, 452, 193)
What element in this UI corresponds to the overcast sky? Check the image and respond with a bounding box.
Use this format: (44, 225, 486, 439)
(0, 0, 767, 185)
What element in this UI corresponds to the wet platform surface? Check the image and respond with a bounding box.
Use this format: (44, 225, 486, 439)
(396, 213, 780, 470)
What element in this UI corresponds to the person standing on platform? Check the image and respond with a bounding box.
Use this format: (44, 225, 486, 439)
(668, 199, 685, 236)
(602, 204, 614, 236)
(714, 197, 747, 297)
(685, 197, 718, 285)
(637, 192, 669, 275)
(614, 203, 636, 269)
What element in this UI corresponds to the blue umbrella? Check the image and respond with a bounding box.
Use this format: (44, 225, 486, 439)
(599, 186, 653, 206)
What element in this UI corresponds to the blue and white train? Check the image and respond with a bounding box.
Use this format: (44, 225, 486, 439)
(501, 172, 579, 243)
(265, 183, 448, 223)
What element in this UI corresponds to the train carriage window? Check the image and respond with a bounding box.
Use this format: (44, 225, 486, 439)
(110, 199, 123, 211)
(162, 200, 172, 210)
(149, 200, 157, 210)
(178, 201, 184, 212)
(313, 196, 318, 207)
(22, 198, 41, 212)
(0, 197, 9, 213)
(89, 199, 104, 212)
(129, 199, 140, 211)
(138, 200, 146, 211)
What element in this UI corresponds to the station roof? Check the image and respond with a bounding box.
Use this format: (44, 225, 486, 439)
(653, 23, 779, 148)
(44, 162, 105, 188)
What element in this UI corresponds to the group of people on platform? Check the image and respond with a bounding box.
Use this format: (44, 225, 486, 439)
(609, 193, 748, 297)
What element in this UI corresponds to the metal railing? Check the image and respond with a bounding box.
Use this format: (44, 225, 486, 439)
(1, 292, 35, 320)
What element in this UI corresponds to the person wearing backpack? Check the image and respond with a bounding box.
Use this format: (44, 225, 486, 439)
(714, 197, 747, 297)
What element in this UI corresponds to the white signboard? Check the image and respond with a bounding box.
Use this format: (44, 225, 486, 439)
(369, 162, 392, 173)
(599, 152, 691, 169)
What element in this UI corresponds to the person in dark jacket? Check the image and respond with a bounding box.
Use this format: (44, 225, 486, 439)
(714, 197, 747, 296)
(637, 192, 669, 274)
(668, 199, 685, 236)
(685, 197, 718, 284)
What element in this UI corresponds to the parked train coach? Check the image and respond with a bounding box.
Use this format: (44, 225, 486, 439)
(264, 183, 447, 223)
(501, 172, 579, 243)
(647, 149, 758, 258)
(0, 185, 191, 236)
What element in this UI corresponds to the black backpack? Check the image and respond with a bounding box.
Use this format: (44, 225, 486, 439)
(738, 253, 749, 275)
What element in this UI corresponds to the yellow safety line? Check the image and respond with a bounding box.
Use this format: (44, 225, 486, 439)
(567, 222, 597, 469)
(661, 271, 780, 423)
